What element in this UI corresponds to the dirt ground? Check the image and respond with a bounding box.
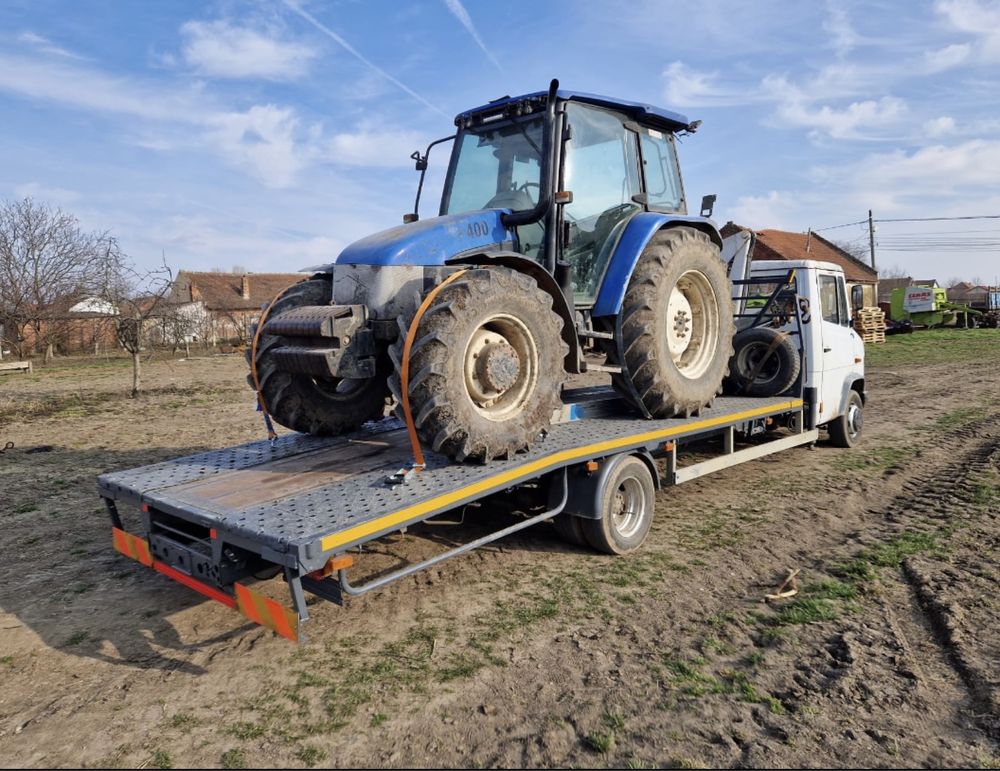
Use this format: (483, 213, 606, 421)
(1, 331, 999, 769)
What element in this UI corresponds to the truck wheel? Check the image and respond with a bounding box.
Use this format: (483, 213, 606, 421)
(729, 327, 800, 397)
(581, 455, 655, 555)
(389, 267, 567, 462)
(553, 512, 589, 548)
(616, 227, 735, 417)
(828, 390, 863, 448)
(248, 277, 391, 435)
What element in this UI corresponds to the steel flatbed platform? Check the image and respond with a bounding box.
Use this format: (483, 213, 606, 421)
(100, 394, 814, 641)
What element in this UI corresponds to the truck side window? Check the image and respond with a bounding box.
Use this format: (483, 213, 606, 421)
(837, 280, 850, 327)
(819, 275, 840, 324)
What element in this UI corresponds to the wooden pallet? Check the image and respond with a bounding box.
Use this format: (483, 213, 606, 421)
(859, 330, 886, 344)
(854, 307, 886, 342)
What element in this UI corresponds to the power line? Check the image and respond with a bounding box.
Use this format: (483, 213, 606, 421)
(814, 214, 1000, 231)
(876, 215, 1000, 224)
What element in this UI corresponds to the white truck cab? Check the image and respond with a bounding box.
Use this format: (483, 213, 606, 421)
(746, 259, 866, 441)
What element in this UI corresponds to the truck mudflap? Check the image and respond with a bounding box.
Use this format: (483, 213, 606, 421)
(112, 527, 300, 642)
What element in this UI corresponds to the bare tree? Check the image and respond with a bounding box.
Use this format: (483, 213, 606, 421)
(0, 197, 108, 358)
(94, 242, 174, 397)
(830, 239, 870, 264)
(878, 264, 909, 280)
(218, 309, 255, 345)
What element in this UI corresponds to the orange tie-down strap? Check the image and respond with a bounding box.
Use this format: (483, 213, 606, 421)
(399, 268, 469, 471)
(112, 527, 299, 642)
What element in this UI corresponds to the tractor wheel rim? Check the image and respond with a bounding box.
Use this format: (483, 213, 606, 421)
(312, 376, 367, 399)
(667, 269, 720, 380)
(611, 477, 645, 538)
(463, 314, 538, 421)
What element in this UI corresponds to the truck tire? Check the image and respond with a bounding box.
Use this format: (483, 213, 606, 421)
(827, 389, 863, 448)
(581, 455, 655, 555)
(616, 227, 734, 417)
(553, 512, 589, 548)
(728, 326, 800, 397)
(389, 267, 567, 462)
(248, 277, 391, 435)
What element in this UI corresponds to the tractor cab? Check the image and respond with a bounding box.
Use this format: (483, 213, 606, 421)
(416, 82, 700, 308)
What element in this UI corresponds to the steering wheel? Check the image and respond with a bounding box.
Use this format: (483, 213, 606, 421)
(517, 181, 540, 204)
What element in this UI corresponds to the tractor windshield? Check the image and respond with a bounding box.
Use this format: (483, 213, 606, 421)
(441, 116, 545, 217)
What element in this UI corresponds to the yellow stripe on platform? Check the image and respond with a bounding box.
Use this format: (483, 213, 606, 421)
(320, 399, 804, 552)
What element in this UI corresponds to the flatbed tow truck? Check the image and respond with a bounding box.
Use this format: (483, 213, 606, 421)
(100, 252, 867, 643)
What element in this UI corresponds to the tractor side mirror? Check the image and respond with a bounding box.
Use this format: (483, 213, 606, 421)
(700, 194, 716, 218)
(410, 150, 427, 171)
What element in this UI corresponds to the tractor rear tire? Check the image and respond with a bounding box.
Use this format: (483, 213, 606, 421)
(247, 277, 391, 435)
(615, 227, 734, 417)
(389, 267, 567, 462)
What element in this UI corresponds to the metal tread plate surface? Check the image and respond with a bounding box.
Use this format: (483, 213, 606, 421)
(99, 396, 801, 557)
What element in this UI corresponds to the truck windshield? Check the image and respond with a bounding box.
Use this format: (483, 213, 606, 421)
(441, 116, 544, 216)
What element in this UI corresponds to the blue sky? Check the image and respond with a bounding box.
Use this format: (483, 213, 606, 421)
(1, 0, 999, 282)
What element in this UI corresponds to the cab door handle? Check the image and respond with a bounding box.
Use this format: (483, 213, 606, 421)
(823, 347, 831, 352)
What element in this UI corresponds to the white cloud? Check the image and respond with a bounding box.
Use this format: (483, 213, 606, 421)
(149, 214, 344, 270)
(662, 61, 752, 107)
(852, 139, 1000, 192)
(727, 191, 796, 230)
(280, 0, 447, 117)
(823, 1, 861, 57)
(923, 43, 971, 72)
(0, 52, 418, 188)
(764, 75, 907, 140)
(936, 0, 1000, 60)
(13, 181, 81, 204)
(180, 19, 317, 80)
(326, 128, 425, 167)
(207, 105, 313, 188)
(924, 116, 956, 137)
(17, 30, 85, 60)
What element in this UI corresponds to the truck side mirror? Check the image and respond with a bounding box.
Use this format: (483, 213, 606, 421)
(851, 284, 864, 311)
(700, 194, 716, 218)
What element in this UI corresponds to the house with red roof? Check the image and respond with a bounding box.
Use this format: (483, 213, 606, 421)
(721, 223, 880, 308)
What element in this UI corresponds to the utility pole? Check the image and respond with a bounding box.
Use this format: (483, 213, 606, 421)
(868, 209, 877, 270)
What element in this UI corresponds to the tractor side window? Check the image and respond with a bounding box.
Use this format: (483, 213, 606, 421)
(819, 275, 841, 324)
(562, 103, 642, 304)
(639, 130, 684, 211)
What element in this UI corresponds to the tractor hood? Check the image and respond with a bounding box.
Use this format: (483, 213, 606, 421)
(333, 210, 513, 267)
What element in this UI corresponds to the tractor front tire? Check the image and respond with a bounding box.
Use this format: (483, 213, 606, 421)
(248, 277, 391, 435)
(389, 267, 567, 462)
(616, 227, 734, 417)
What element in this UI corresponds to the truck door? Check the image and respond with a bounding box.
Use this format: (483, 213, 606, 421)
(816, 272, 861, 424)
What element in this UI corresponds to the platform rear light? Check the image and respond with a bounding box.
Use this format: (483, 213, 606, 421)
(309, 554, 354, 579)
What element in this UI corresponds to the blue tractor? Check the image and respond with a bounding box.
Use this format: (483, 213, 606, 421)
(252, 81, 734, 461)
